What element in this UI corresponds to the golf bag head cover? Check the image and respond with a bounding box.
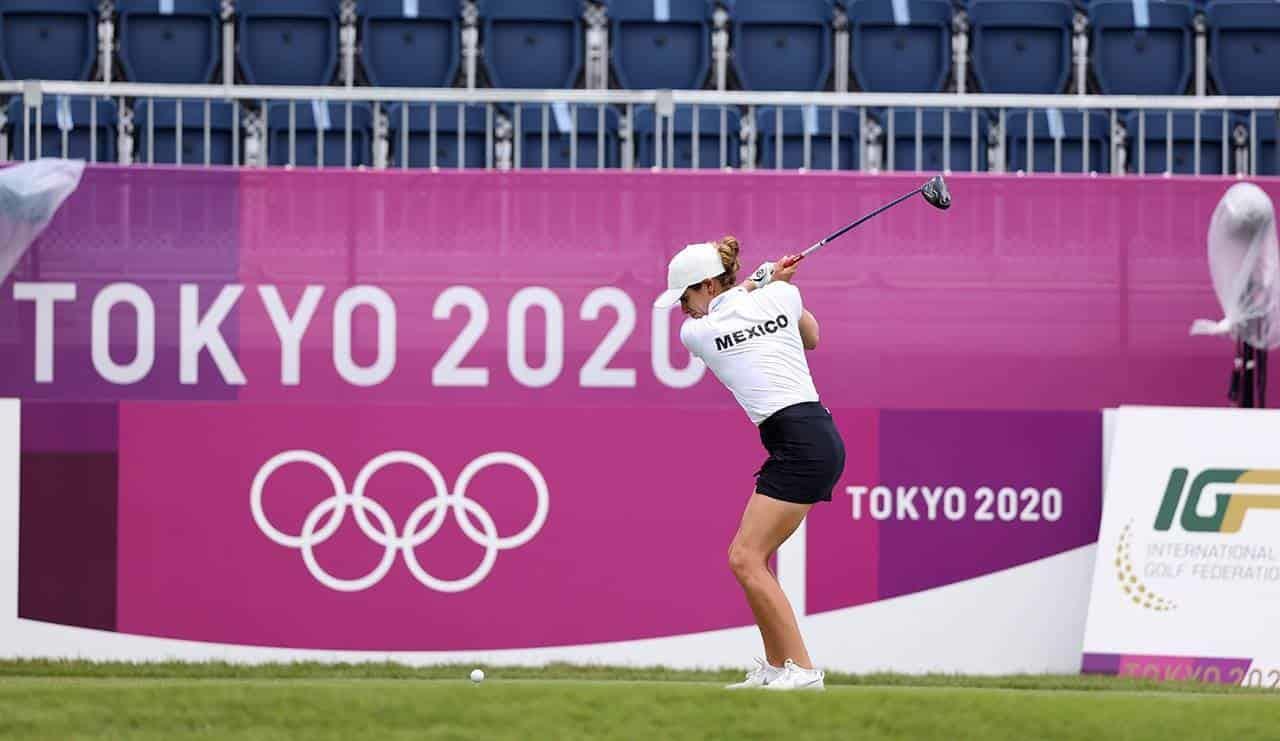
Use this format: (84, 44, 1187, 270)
(1191, 182, 1280, 350)
(0, 159, 86, 282)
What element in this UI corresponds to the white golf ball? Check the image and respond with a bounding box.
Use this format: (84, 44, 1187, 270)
(470, 669, 485, 683)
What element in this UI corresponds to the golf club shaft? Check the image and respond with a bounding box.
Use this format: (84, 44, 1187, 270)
(782, 186, 925, 267)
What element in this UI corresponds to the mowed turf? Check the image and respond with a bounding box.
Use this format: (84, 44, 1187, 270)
(3, 678, 1279, 741)
(1, 663, 1278, 740)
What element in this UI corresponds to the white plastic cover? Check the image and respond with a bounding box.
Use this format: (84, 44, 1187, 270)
(0, 159, 85, 282)
(1190, 182, 1280, 349)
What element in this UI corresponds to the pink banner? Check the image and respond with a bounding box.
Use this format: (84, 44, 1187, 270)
(4, 168, 1273, 650)
(110, 402, 1098, 649)
(5, 168, 1277, 408)
(116, 402, 759, 649)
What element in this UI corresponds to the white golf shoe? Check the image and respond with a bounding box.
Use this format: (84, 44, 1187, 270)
(763, 659, 825, 691)
(724, 658, 783, 689)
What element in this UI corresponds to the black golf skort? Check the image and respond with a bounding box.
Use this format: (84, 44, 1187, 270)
(755, 402, 847, 505)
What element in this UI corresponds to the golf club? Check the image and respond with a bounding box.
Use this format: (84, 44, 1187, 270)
(779, 175, 951, 268)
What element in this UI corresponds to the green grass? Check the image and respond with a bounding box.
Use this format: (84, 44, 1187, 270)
(0, 662, 1277, 740)
(1, 659, 1276, 693)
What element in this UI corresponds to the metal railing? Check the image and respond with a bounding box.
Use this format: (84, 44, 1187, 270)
(3, 81, 1278, 176)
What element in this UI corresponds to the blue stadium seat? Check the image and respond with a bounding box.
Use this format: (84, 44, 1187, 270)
(512, 103, 621, 168)
(359, 0, 459, 87)
(633, 106, 742, 168)
(133, 99, 237, 165)
(237, 0, 340, 85)
(732, 0, 834, 90)
(846, 0, 953, 92)
(478, 0, 584, 88)
(6, 97, 116, 162)
(756, 106, 860, 170)
(1004, 109, 1110, 173)
(1207, 0, 1280, 96)
(884, 108, 988, 171)
(0, 0, 97, 81)
(117, 0, 220, 83)
(1124, 110, 1231, 174)
(1089, 0, 1194, 94)
(266, 101, 373, 166)
(607, 0, 713, 90)
(387, 103, 488, 168)
(968, 0, 1074, 93)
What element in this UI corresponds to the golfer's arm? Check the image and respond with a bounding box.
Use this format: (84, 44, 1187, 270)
(799, 310, 819, 350)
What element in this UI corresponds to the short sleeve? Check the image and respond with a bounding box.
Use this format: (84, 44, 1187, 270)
(761, 281, 803, 322)
(679, 318, 701, 354)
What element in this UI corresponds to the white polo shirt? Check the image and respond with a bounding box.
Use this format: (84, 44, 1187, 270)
(680, 281, 820, 425)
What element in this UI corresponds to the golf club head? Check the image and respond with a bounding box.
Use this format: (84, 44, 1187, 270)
(922, 175, 952, 210)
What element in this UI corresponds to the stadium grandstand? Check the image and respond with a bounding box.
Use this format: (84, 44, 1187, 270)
(0, 0, 1275, 174)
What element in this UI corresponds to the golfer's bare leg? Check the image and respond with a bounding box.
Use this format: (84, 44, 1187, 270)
(728, 493, 813, 669)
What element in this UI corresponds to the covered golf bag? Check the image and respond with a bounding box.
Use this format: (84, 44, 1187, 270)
(1190, 182, 1280, 407)
(0, 159, 85, 282)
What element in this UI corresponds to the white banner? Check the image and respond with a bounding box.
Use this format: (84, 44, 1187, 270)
(1083, 406, 1280, 687)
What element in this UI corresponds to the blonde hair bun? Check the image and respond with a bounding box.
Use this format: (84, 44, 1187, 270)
(715, 236, 741, 281)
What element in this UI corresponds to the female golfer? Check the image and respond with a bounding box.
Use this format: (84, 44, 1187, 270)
(653, 237, 846, 691)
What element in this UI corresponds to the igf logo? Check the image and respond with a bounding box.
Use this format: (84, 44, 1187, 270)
(1154, 469, 1280, 533)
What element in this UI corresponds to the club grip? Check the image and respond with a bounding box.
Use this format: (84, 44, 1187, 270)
(779, 254, 805, 269)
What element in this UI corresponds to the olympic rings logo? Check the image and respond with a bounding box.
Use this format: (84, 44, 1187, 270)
(250, 451, 549, 593)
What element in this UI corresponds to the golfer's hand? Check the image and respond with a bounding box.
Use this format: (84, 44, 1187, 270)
(746, 261, 775, 290)
(773, 255, 801, 283)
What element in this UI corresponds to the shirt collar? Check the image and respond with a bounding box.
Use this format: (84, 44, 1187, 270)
(709, 286, 742, 313)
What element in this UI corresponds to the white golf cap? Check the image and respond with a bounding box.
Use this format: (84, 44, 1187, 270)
(654, 242, 724, 309)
